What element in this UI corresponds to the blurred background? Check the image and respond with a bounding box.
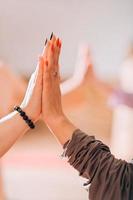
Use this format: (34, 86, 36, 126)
(0, 0, 133, 199)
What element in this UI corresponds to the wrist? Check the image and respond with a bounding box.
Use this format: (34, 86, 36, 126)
(45, 114, 77, 145)
(23, 107, 37, 122)
(14, 106, 36, 129)
(46, 114, 67, 128)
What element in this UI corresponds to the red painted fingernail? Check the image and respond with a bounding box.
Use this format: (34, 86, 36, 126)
(45, 60, 48, 66)
(51, 44, 54, 52)
(56, 38, 60, 47)
(59, 40, 62, 48)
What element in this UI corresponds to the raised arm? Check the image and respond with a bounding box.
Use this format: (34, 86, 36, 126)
(0, 57, 43, 157)
(41, 35, 133, 200)
(41, 34, 76, 145)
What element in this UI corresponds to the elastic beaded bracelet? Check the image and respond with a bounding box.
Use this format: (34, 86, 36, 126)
(14, 106, 35, 129)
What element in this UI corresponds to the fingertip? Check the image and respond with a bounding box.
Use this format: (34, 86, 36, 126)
(45, 38, 48, 46)
(50, 34, 56, 45)
(52, 34, 56, 41)
(56, 38, 60, 47)
(50, 32, 53, 40)
(42, 40, 51, 57)
(59, 39, 62, 48)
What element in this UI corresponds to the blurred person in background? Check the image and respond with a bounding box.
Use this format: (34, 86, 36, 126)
(62, 44, 112, 142)
(83, 45, 133, 161)
(81, 44, 133, 160)
(61, 44, 94, 95)
(111, 45, 133, 160)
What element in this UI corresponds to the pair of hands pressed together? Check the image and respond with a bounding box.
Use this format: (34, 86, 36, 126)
(0, 34, 76, 157)
(26, 34, 63, 122)
(25, 34, 76, 145)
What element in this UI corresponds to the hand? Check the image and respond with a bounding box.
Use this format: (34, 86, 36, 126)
(41, 35, 64, 125)
(23, 57, 43, 122)
(41, 34, 77, 145)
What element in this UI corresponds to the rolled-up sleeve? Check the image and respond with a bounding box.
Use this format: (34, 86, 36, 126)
(63, 129, 133, 200)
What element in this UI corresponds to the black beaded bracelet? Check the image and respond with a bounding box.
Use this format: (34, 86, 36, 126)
(14, 106, 35, 129)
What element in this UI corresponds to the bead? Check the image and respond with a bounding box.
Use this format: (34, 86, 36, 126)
(14, 106, 35, 129)
(29, 121, 33, 126)
(30, 124, 35, 129)
(20, 111, 26, 117)
(14, 106, 21, 112)
(25, 119, 30, 124)
(18, 108, 22, 112)
(23, 115, 28, 120)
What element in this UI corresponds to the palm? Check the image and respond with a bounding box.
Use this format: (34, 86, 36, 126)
(42, 35, 63, 123)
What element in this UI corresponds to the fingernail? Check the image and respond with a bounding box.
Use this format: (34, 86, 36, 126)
(45, 38, 48, 45)
(59, 40, 62, 48)
(50, 32, 53, 40)
(51, 44, 54, 52)
(56, 38, 60, 47)
(45, 60, 48, 66)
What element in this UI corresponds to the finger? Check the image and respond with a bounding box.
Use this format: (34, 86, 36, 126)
(42, 34, 56, 63)
(21, 72, 36, 108)
(43, 59, 53, 89)
(50, 33, 56, 44)
(54, 38, 59, 65)
(42, 39, 50, 59)
(57, 39, 62, 62)
(54, 38, 61, 67)
(47, 35, 56, 69)
(43, 59, 48, 74)
(34, 56, 43, 92)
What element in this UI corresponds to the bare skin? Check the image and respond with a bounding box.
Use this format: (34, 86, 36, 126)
(41, 35, 77, 145)
(0, 36, 75, 168)
(0, 62, 26, 117)
(0, 57, 43, 157)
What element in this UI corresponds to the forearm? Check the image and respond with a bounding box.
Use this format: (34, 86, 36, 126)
(47, 115, 77, 146)
(0, 109, 30, 157)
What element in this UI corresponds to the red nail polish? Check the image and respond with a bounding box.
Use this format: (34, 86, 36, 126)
(51, 44, 54, 52)
(59, 40, 62, 48)
(56, 38, 60, 47)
